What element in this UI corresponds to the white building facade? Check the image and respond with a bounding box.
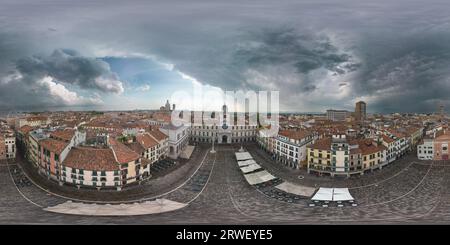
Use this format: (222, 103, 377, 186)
(417, 139, 434, 160)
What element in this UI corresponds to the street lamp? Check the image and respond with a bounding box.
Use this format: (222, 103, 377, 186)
(210, 122, 216, 154)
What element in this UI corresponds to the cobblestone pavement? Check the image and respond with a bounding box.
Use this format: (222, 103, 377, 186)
(1, 143, 450, 224)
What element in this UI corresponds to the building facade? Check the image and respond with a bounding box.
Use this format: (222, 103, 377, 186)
(1, 134, 16, 160)
(355, 101, 366, 121)
(271, 130, 318, 169)
(16, 116, 51, 129)
(417, 138, 434, 160)
(190, 105, 257, 144)
(307, 134, 387, 177)
(326, 110, 350, 122)
(159, 124, 190, 159)
(418, 131, 450, 160)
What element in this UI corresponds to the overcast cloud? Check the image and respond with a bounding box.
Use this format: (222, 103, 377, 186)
(1, 0, 450, 113)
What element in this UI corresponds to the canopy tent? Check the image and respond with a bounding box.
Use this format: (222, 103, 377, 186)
(237, 159, 257, 167)
(311, 187, 354, 202)
(332, 188, 354, 201)
(240, 163, 262, 174)
(243, 170, 276, 185)
(235, 152, 253, 161)
(275, 182, 317, 197)
(311, 187, 334, 201)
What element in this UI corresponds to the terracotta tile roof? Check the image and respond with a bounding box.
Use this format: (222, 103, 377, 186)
(149, 130, 168, 141)
(39, 138, 69, 155)
(152, 112, 171, 122)
(109, 137, 140, 164)
(347, 138, 359, 145)
(278, 130, 312, 140)
(18, 125, 34, 135)
(404, 127, 421, 136)
(50, 129, 75, 142)
(127, 142, 145, 155)
(136, 133, 158, 149)
(436, 132, 450, 141)
(350, 148, 362, 154)
(307, 138, 331, 151)
(386, 129, 405, 138)
(381, 134, 395, 143)
(63, 147, 119, 171)
(359, 140, 386, 155)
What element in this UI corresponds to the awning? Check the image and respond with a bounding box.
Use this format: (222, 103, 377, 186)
(332, 188, 354, 201)
(243, 170, 276, 185)
(237, 159, 257, 167)
(240, 163, 262, 174)
(311, 187, 354, 202)
(235, 152, 253, 161)
(311, 187, 334, 201)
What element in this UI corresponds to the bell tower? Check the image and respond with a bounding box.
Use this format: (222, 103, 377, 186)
(222, 104, 228, 129)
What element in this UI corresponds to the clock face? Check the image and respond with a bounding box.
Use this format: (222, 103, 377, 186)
(222, 124, 228, 129)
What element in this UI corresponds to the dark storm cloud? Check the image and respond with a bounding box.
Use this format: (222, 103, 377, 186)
(1, 0, 450, 112)
(351, 31, 450, 113)
(234, 27, 357, 78)
(16, 49, 124, 93)
(0, 46, 116, 109)
(167, 27, 358, 95)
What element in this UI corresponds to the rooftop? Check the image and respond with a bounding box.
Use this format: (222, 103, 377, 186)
(39, 138, 69, 154)
(278, 130, 312, 141)
(148, 130, 168, 141)
(136, 133, 158, 149)
(50, 129, 75, 142)
(108, 137, 140, 164)
(63, 147, 119, 171)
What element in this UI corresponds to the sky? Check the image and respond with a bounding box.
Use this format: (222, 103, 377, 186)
(1, 0, 450, 114)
